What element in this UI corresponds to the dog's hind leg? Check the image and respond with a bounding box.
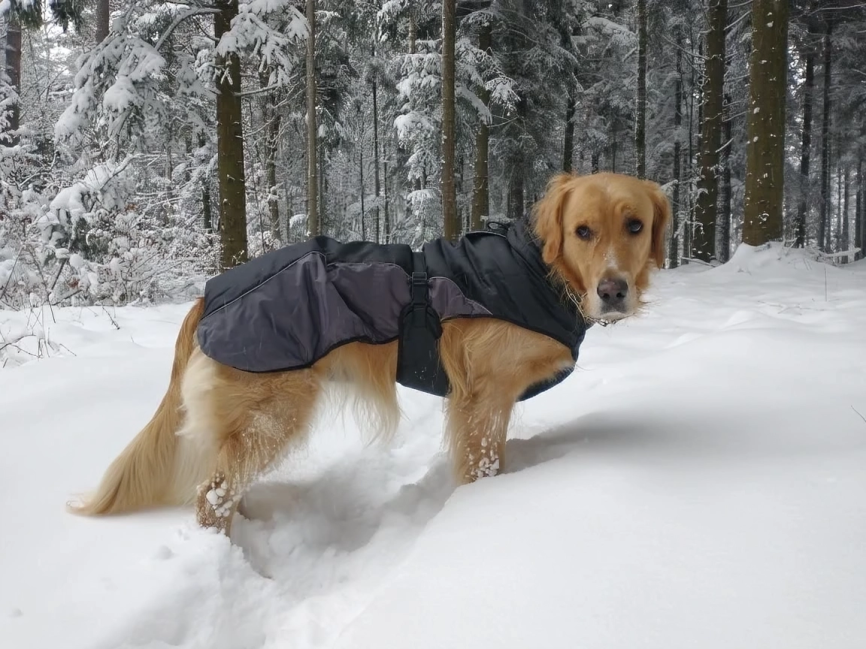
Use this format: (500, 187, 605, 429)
(194, 370, 322, 535)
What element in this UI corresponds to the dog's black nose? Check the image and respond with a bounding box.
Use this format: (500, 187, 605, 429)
(597, 277, 629, 311)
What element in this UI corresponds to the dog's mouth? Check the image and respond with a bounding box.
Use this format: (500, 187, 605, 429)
(575, 298, 635, 326)
(582, 279, 637, 323)
(584, 308, 631, 326)
(598, 307, 631, 320)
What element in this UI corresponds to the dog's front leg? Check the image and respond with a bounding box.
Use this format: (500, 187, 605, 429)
(446, 392, 515, 484)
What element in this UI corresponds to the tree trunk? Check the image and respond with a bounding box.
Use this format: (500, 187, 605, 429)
(742, 0, 789, 247)
(834, 161, 841, 252)
(441, 0, 459, 241)
(260, 71, 282, 249)
(825, 141, 833, 253)
(611, 124, 618, 173)
(372, 78, 381, 243)
(383, 137, 391, 243)
(166, 122, 174, 186)
(407, 10, 420, 195)
(818, 19, 832, 253)
(635, 0, 647, 178)
(96, 0, 110, 43)
(794, 41, 815, 248)
(4, 15, 21, 146)
(684, 36, 698, 263)
(409, 10, 417, 55)
(266, 124, 281, 248)
(719, 94, 732, 262)
(359, 144, 366, 240)
(857, 158, 864, 261)
(318, 138, 326, 232)
(306, 0, 319, 237)
(184, 135, 192, 184)
(693, 0, 726, 262)
(591, 151, 600, 174)
(198, 133, 213, 232)
(471, 21, 492, 231)
(842, 165, 850, 257)
(670, 43, 683, 269)
(214, 0, 248, 269)
(563, 89, 575, 173)
(508, 172, 524, 220)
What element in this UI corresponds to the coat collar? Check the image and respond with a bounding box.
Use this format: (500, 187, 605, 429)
(503, 216, 591, 334)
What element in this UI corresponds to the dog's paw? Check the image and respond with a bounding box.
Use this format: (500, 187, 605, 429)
(195, 473, 241, 533)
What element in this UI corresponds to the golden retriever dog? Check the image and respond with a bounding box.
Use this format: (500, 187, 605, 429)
(70, 172, 670, 535)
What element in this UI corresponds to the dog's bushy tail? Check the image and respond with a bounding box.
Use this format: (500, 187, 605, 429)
(68, 298, 206, 516)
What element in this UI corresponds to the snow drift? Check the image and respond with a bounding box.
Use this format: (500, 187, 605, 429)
(2, 244, 865, 649)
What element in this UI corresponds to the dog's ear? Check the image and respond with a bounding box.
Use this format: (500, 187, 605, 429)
(533, 173, 574, 265)
(643, 180, 671, 269)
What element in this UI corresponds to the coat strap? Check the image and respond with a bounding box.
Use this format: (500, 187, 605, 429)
(408, 252, 430, 328)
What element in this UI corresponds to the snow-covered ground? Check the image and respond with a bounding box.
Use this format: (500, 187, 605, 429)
(2, 244, 866, 649)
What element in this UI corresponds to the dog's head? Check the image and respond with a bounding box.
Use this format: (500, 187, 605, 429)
(532, 172, 670, 322)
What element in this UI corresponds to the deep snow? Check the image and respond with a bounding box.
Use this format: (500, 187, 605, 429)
(2, 244, 865, 649)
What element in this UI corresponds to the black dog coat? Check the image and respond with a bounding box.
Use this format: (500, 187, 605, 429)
(197, 218, 588, 401)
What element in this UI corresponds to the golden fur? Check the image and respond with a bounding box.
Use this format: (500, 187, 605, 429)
(69, 172, 670, 535)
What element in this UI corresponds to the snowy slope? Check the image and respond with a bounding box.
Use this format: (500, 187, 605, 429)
(2, 244, 866, 649)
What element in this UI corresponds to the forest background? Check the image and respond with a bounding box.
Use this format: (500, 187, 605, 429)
(0, 0, 863, 310)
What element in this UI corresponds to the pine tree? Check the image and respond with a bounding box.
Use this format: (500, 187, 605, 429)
(261, 69, 283, 248)
(4, 14, 22, 146)
(635, 0, 647, 178)
(669, 42, 683, 268)
(96, 0, 110, 43)
(306, 0, 320, 237)
(794, 21, 817, 248)
(215, 0, 248, 269)
(742, 0, 790, 246)
(470, 19, 492, 231)
(818, 18, 832, 252)
(441, 0, 458, 241)
(371, 44, 382, 243)
(857, 159, 864, 260)
(693, 0, 727, 262)
(0, 0, 46, 146)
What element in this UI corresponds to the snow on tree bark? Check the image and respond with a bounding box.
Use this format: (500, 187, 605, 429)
(563, 89, 575, 174)
(670, 41, 683, 269)
(441, 0, 459, 241)
(261, 70, 282, 249)
(719, 93, 733, 263)
(215, 0, 248, 270)
(742, 0, 789, 247)
(818, 19, 832, 253)
(842, 165, 850, 255)
(794, 28, 815, 249)
(306, 0, 320, 237)
(4, 15, 21, 146)
(372, 75, 381, 243)
(471, 20, 491, 232)
(635, 0, 647, 179)
(693, 0, 726, 262)
(857, 159, 864, 261)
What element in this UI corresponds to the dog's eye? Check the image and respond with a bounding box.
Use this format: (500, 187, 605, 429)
(576, 225, 593, 240)
(626, 219, 643, 234)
